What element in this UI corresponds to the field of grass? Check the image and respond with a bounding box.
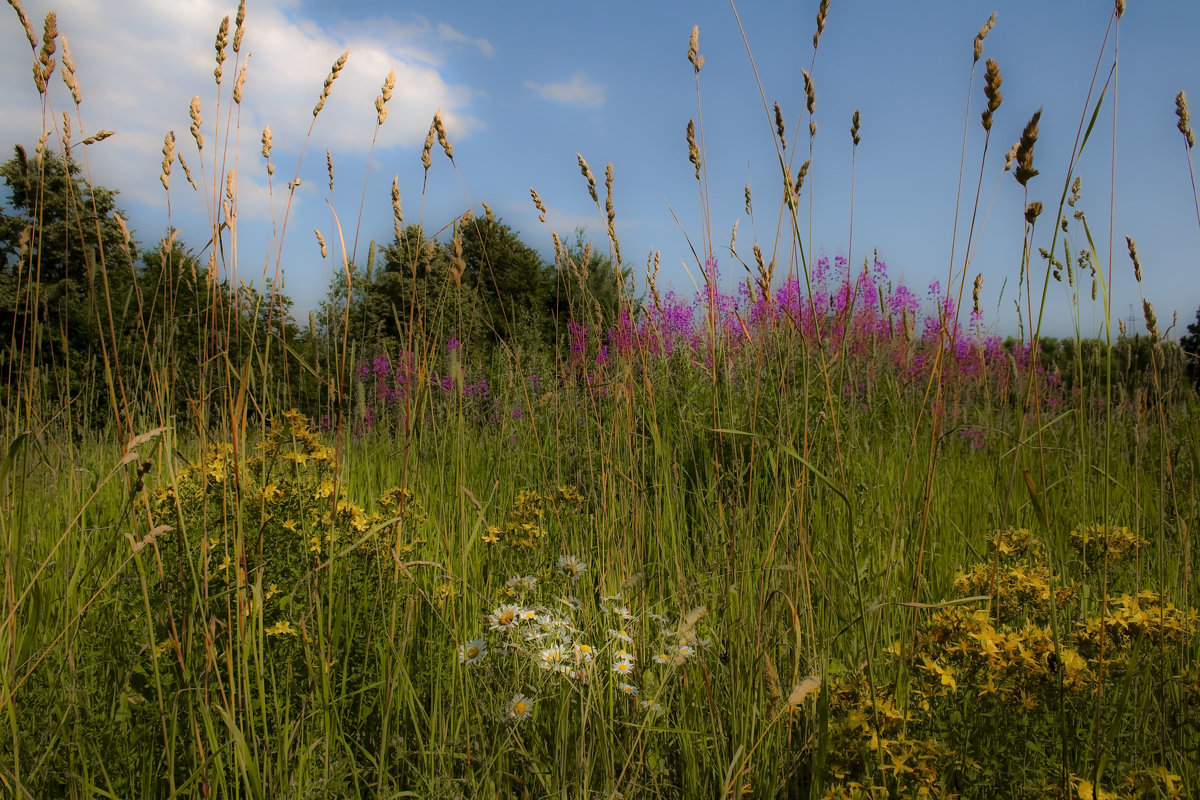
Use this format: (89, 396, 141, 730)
(2, 1, 1199, 798)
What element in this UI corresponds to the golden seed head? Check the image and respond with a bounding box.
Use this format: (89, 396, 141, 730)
(796, 160, 810, 195)
(233, 0, 246, 53)
(972, 273, 983, 313)
(774, 101, 786, 150)
(687, 25, 703, 73)
(233, 59, 248, 105)
(809, 120, 817, 138)
(313, 51, 349, 117)
(1125, 235, 1142, 283)
(39, 10, 56, 62)
(981, 58, 1002, 131)
(813, 0, 829, 51)
(178, 154, 197, 190)
(1115, 0, 1125, 19)
(214, 16, 229, 83)
(744, 184, 752, 215)
(1003, 140, 1018, 171)
(10, 0, 38, 50)
(189, 96, 204, 151)
(81, 129, 113, 145)
(1014, 108, 1041, 186)
(434, 109, 454, 161)
(225, 168, 236, 203)
(326, 150, 334, 191)
(160, 130, 175, 189)
(482, 201, 493, 223)
(1142, 300, 1159, 339)
(531, 187, 547, 222)
(551, 231, 563, 265)
(60, 34, 81, 104)
(1176, 91, 1195, 148)
(802, 69, 815, 116)
(422, 120, 435, 170)
(577, 153, 598, 203)
(391, 177, 403, 234)
(260, 125, 273, 175)
(314, 228, 327, 259)
(850, 108, 861, 146)
(974, 12, 996, 63)
(61, 112, 70, 146)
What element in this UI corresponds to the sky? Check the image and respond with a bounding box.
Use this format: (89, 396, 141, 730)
(2, 0, 1199, 340)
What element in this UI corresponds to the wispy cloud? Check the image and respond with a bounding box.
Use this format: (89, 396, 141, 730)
(436, 22, 494, 58)
(525, 73, 605, 107)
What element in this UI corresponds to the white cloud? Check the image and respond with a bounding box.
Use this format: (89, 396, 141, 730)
(436, 22, 494, 58)
(525, 73, 605, 107)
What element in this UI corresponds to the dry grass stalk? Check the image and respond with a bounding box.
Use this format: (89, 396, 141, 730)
(646, 250, 662, 314)
(812, 0, 829, 51)
(313, 51, 349, 118)
(530, 188, 547, 223)
(189, 96, 204, 151)
(687, 25, 704, 74)
(161, 131, 175, 191)
(577, 154, 598, 203)
(686, 121, 700, 180)
(850, 109, 861, 146)
(214, 16, 229, 85)
(974, 13, 996, 64)
(376, 69, 396, 126)
(1176, 91, 1195, 148)
(763, 651, 781, 704)
(1014, 109, 1042, 186)
(314, 228, 327, 259)
(261, 126, 274, 175)
(982, 59, 1002, 131)
(8, 0, 37, 50)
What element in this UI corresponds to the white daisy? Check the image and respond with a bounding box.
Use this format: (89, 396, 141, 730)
(487, 604, 522, 633)
(507, 692, 533, 720)
(618, 682, 639, 697)
(457, 637, 488, 665)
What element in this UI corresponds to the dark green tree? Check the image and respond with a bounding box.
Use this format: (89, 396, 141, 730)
(1, 145, 139, 421)
(1181, 304, 1200, 387)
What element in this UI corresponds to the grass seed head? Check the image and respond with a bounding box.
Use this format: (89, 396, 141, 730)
(578, 153, 598, 203)
(796, 160, 810, 196)
(1115, 0, 1125, 19)
(688, 25, 704, 73)
(214, 15, 229, 84)
(60, 34, 81, 104)
(434, 109, 454, 161)
(232, 58, 248, 105)
(314, 228, 327, 259)
(313, 51, 349, 117)
(686, 120, 700, 180)
(161, 130, 175, 190)
(9, 0, 38, 50)
(326, 150, 334, 191)
(775, 101, 786, 150)
(802, 69, 816, 117)
(391, 176, 403, 235)
(813, 0, 829, 51)
(261, 125, 274, 174)
(1176, 91, 1195, 148)
(1126, 235, 1142, 283)
(530, 187, 547, 222)
(982, 59, 1002, 131)
(1014, 108, 1041, 186)
(1024, 200, 1042, 224)
(974, 12, 996, 63)
(850, 108, 861, 146)
(233, 0, 246, 53)
(1143, 300, 1159, 339)
(189, 95, 204, 151)
(744, 183, 752, 215)
(422, 120, 435, 171)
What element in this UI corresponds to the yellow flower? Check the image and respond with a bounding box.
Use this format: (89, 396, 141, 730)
(282, 519, 298, 533)
(265, 620, 297, 637)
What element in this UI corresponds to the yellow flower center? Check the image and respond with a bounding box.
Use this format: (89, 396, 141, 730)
(466, 646, 479, 659)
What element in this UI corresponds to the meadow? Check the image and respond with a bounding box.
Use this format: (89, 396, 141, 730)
(1, 1, 1199, 798)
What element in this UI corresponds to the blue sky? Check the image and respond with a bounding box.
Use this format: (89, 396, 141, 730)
(3, 0, 1199, 339)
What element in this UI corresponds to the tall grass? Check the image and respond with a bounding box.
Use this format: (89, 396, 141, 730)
(1, 1, 1197, 798)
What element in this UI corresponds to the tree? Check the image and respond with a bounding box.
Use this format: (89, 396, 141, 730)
(1, 145, 139, 421)
(1182, 304, 1200, 388)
